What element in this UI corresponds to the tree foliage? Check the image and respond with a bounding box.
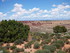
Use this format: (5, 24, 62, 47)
(53, 25, 67, 33)
(0, 20, 30, 42)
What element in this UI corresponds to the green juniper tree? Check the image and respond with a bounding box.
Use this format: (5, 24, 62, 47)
(0, 20, 30, 43)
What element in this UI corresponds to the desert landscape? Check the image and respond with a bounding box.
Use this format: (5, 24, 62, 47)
(19, 20, 70, 33)
(0, 20, 70, 53)
(0, 0, 70, 53)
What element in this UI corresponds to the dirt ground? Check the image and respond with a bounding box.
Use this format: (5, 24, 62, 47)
(2, 39, 70, 53)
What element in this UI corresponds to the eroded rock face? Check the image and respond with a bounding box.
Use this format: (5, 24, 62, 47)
(19, 20, 70, 33)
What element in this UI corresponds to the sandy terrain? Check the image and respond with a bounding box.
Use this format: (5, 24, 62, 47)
(2, 39, 70, 53)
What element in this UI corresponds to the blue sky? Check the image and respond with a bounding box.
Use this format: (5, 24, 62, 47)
(0, 0, 70, 21)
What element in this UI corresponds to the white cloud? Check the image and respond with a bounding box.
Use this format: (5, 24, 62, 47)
(0, 3, 70, 20)
(29, 8, 40, 13)
(12, 3, 24, 12)
(48, 4, 70, 18)
(0, 12, 7, 17)
(2, 0, 5, 2)
(0, 12, 7, 20)
(10, 3, 41, 19)
(39, 10, 48, 14)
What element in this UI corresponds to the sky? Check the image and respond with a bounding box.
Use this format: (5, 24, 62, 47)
(0, 0, 70, 21)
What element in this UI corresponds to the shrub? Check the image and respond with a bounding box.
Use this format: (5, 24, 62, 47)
(35, 49, 51, 53)
(41, 38, 51, 45)
(49, 33, 55, 37)
(52, 43, 61, 49)
(0, 47, 9, 53)
(2, 50, 9, 53)
(34, 42, 40, 49)
(25, 41, 34, 49)
(24, 52, 30, 53)
(64, 36, 70, 39)
(42, 32, 49, 39)
(32, 32, 43, 41)
(57, 50, 66, 53)
(53, 25, 67, 33)
(42, 45, 56, 52)
(54, 33, 61, 39)
(14, 39, 24, 45)
(52, 40, 64, 49)
(25, 44, 29, 49)
(60, 37, 68, 43)
(10, 45, 16, 50)
(13, 48, 24, 53)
